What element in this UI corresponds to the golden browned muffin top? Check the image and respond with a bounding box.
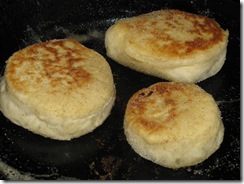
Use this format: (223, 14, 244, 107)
(6, 39, 94, 94)
(125, 82, 222, 144)
(120, 9, 228, 58)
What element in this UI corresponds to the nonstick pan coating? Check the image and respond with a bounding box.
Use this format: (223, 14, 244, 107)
(0, 0, 240, 180)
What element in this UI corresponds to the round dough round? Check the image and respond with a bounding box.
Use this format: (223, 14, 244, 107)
(105, 9, 229, 83)
(0, 39, 116, 140)
(124, 82, 224, 168)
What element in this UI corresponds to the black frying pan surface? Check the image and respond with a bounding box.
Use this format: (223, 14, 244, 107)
(0, 0, 240, 180)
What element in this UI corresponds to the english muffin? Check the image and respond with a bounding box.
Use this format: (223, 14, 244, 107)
(124, 82, 224, 169)
(0, 39, 115, 140)
(105, 9, 229, 83)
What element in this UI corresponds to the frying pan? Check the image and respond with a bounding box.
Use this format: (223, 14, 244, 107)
(0, 0, 240, 180)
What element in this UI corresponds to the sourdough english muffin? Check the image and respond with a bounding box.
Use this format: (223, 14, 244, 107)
(105, 9, 229, 83)
(0, 39, 115, 140)
(124, 82, 224, 169)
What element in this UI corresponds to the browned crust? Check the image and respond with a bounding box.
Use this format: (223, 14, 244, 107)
(5, 39, 93, 94)
(123, 9, 226, 58)
(125, 82, 201, 135)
